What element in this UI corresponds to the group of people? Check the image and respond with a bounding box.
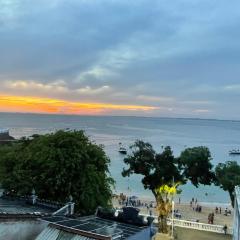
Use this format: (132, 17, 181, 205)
(190, 197, 202, 213)
(190, 197, 198, 207)
(194, 205, 202, 212)
(215, 206, 222, 214)
(215, 206, 231, 216)
(117, 193, 155, 209)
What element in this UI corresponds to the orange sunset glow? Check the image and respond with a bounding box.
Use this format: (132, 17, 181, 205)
(0, 95, 158, 115)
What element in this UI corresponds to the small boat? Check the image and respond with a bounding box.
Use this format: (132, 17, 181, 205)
(229, 149, 240, 155)
(119, 147, 127, 154)
(119, 143, 127, 154)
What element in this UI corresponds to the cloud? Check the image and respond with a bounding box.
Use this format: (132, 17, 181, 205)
(224, 84, 240, 92)
(2, 80, 112, 100)
(0, 0, 240, 119)
(0, 94, 159, 115)
(137, 95, 175, 103)
(193, 109, 211, 113)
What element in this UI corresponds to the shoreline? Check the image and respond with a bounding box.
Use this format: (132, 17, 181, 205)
(113, 191, 232, 208)
(112, 195, 233, 227)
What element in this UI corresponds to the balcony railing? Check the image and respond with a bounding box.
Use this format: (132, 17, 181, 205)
(116, 210, 233, 235)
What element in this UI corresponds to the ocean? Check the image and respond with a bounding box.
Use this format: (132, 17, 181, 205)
(1, 112, 240, 206)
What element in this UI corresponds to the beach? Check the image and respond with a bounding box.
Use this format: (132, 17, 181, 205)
(112, 197, 233, 227)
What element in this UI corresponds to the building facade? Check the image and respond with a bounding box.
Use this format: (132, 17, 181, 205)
(233, 186, 240, 240)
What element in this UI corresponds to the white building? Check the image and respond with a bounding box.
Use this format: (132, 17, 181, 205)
(233, 186, 240, 240)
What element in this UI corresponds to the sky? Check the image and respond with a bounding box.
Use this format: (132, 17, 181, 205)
(0, 0, 240, 119)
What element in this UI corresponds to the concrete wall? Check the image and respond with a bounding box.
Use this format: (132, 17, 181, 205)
(175, 227, 231, 240)
(0, 220, 47, 240)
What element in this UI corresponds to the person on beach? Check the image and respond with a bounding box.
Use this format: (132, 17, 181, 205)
(215, 207, 218, 214)
(220, 207, 221, 214)
(208, 213, 214, 224)
(211, 213, 214, 224)
(195, 198, 197, 205)
(224, 208, 228, 216)
(149, 209, 153, 216)
(195, 205, 198, 212)
(208, 213, 211, 224)
(179, 197, 181, 204)
(223, 224, 227, 235)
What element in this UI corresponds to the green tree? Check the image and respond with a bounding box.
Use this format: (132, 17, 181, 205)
(0, 130, 114, 214)
(122, 140, 215, 234)
(215, 161, 240, 207)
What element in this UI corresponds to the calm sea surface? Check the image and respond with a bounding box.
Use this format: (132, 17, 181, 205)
(1, 112, 240, 205)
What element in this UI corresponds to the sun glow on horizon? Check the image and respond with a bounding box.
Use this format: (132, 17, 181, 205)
(0, 95, 158, 115)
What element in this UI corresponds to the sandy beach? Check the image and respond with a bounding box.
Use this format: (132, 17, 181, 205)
(112, 197, 233, 228)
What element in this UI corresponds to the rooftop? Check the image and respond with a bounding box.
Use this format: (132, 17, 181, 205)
(0, 129, 9, 133)
(0, 129, 15, 142)
(41, 215, 150, 240)
(0, 198, 55, 215)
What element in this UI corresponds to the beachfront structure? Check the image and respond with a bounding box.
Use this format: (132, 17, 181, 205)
(0, 197, 54, 240)
(0, 128, 10, 138)
(0, 128, 9, 134)
(37, 207, 152, 240)
(233, 186, 240, 240)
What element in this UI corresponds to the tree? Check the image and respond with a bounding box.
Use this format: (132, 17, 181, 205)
(0, 130, 114, 214)
(215, 161, 240, 207)
(122, 140, 215, 234)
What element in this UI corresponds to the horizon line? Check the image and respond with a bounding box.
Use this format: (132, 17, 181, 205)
(0, 110, 239, 123)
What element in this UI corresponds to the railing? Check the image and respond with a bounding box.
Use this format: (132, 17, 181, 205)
(116, 210, 233, 235)
(167, 218, 232, 235)
(53, 202, 75, 216)
(36, 199, 64, 210)
(1, 195, 64, 210)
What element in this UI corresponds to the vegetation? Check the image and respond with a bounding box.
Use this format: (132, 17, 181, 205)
(122, 140, 215, 234)
(215, 161, 240, 207)
(0, 130, 114, 214)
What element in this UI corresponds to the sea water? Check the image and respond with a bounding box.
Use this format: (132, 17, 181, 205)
(1, 112, 240, 205)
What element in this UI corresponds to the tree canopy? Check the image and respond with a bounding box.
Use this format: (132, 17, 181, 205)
(215, 161, 240, 207)
(122, 140, 215, 234)
(122, 140, 215, 196)
(0, 130, 114, 214)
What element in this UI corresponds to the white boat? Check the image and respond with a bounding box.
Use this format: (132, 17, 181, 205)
(229, 149, 240, 155)
(119, 143, 127, 154)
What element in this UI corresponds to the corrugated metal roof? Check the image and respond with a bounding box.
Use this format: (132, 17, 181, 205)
(35, 226, 93, 240)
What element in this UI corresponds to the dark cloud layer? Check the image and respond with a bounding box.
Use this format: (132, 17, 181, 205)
(0, 0, 240, 119)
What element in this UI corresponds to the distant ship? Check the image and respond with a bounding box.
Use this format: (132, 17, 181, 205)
(118, 143, 127, 154)
(229, 149, 240, 155)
